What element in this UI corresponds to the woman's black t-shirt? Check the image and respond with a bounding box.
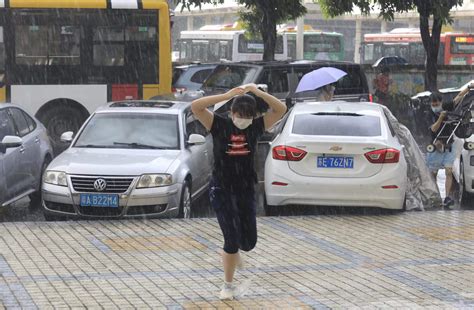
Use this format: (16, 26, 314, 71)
(210, 114, 265, 190)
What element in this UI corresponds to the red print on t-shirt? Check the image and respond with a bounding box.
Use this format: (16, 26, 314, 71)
(226, 134, 250, 156)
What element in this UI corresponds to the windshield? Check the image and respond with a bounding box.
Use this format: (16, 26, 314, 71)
(303, 34, 342, 53)
(74, 113, 179, 149)
(292, 113, 382, 137)
(202, 65, 259, 90)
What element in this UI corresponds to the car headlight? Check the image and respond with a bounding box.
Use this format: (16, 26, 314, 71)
(137, 174, 173, 188)
(43, 171, 68, 187)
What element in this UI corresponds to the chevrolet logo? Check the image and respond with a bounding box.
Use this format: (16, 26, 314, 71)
(329, 146, 342, 152)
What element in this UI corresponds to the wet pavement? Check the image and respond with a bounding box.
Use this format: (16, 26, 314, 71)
(1, 211, 474, 308)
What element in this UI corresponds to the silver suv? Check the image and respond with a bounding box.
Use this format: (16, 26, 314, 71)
(42, 101, 213, 220)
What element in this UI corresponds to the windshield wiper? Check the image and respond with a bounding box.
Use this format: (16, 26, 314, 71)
(113, 142, 169, 149)
(75, 144, 109, 148)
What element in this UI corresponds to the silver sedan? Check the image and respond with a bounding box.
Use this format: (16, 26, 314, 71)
(42, 101, 213, 220)
(0, 104, 53, 207)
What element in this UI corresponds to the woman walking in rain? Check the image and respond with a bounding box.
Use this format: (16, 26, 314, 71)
(191, 83, 287, 300)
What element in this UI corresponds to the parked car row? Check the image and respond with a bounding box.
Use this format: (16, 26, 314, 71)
(1, 61, 471, 221)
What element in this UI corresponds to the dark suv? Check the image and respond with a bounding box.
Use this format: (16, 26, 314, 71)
(201, 60, 371, 104)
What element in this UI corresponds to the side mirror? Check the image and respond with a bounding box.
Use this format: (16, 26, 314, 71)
(187, 134, 206, 146)
(0, 136, 22, 153)
(60, 131, 74, 143)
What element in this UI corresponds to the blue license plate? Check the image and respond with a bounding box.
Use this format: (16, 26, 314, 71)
(80, 194, 119, 208)
(317, 156, 354, 169)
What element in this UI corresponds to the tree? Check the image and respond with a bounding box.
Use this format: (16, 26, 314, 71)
(174, 0, 306, 61)
(318, 0, 463, 91)
(237, 1, 306, 61)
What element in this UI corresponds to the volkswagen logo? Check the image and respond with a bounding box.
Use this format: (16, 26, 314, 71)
(93, 178, 107, 192)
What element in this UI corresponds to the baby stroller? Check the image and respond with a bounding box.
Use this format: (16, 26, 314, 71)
(426, 89, 474, 153)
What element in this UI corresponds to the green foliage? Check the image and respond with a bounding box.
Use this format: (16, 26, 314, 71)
(238, 1, 307, 36)
(317, 0, 462, 25)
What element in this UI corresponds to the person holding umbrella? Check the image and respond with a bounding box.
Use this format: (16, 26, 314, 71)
(295, 67, 347, 101)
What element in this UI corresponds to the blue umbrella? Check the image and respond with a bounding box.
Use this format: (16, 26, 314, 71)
(295, 67, 347, 93)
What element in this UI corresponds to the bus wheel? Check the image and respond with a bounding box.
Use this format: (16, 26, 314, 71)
(37, 102, 89, 156)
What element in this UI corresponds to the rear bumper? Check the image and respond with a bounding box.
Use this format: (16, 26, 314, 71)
(265, 160, 407, 210)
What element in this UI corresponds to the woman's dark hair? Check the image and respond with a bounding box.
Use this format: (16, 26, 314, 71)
(429, 91, 443, 103)
(231, 94, 257, 118)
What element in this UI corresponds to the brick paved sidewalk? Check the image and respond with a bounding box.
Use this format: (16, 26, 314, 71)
(1, 211, 474, 309)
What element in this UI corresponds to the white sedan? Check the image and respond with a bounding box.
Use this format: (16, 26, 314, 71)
(264, 101, 408, 214)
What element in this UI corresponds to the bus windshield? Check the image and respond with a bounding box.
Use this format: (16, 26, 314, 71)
(451, 36, 474, 54)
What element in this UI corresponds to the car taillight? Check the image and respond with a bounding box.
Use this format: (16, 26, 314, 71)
(364, 148, 400, 164)
(172, 87, 187, 93)
(272, 145, 307, 161)
(369, 93, 374, 102)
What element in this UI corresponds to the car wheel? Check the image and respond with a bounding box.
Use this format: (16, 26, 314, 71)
(263, 194, 278, 216)
(178, 182, 192, 219)
(458, 160, 473, 209)
(29, 157, 52, 207)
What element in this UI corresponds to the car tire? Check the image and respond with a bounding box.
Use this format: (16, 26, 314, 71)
(263, 194, 278, 216)
(458, 160, 473, 209)
(29, 157, 52, 207)
(178, 181, 192, 219)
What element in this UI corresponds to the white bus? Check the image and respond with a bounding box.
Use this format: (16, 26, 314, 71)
(177, 23, 287, 62)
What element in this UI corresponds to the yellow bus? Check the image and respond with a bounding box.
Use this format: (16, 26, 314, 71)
(0, 0, 171, 153)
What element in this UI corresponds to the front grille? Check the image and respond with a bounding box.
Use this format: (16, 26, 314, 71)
(71, 177, 134, 193)
(79, 206, 122, 217)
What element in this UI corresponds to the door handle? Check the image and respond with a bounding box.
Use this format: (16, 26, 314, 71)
(19, 147, 25, 153)
(35, 137, 40, 143)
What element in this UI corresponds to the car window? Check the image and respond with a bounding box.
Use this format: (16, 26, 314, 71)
(9, 108, 31, 137)
(203, 65, 258, 90)
(186, 114, 208, 137)
(74, 113, 179, 149)
(0, 109, 16, 140)
(23, 111, 36, 132)
(173, 68, 186, 85)
(292, 113, 382, 137)
(189, 69, 214, 84)
(258, 68, 289, 93)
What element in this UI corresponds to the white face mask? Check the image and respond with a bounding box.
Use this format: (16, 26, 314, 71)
(233, 117, 253, 130)
(431, 106, 442, 114)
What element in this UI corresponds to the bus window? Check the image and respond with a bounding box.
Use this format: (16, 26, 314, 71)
(93, 27, 125, 66)
(0, 26, 5, 84)
(209, 40, 220, 62)
(409, 43, 425, 64)
(126, 26, 158, 83)
(15, 26, 49, 65)
(382, 44, 397, 57)
(399, 44, 409, 61)
(363, 44, 375, 63)
(238, 34, 264, 54)
(49, 26, 81, 65)
(219, 41, 232, 61)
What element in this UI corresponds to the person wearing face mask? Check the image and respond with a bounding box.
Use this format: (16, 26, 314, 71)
(427, 84, 472, 208)
(191, 83, 287, 300)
